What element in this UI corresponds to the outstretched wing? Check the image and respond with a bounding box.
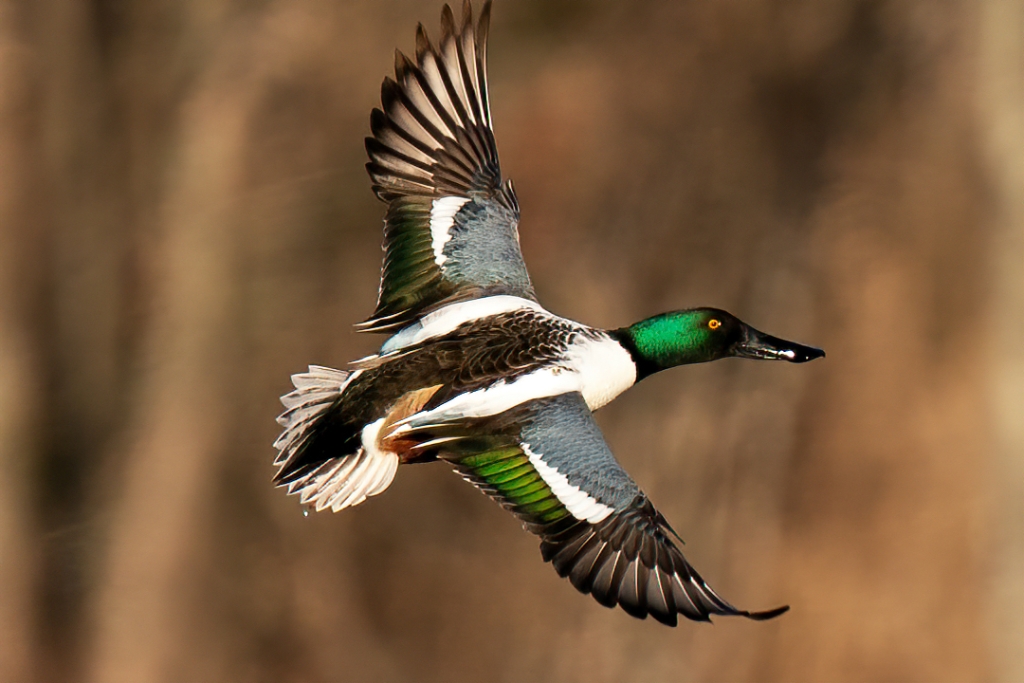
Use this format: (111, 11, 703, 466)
(362, 1, 535, 334)
(403, 392, 788, 625)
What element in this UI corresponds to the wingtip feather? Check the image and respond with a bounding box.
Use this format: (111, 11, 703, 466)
(440, 4, 456, 40)
(415, 23, 431, 60)
(745, 604, 790, 621)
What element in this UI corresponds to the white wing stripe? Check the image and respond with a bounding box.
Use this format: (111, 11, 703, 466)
(380, 295, 545, 353)
(524, 445, 613, 524)
(429, 196, 471, 267)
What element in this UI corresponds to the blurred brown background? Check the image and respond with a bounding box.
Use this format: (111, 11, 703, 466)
(1, 1, 1022, 681)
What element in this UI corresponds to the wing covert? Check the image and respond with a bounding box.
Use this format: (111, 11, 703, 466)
(404, 392, 788, 625)
(362, 1, 535, 334)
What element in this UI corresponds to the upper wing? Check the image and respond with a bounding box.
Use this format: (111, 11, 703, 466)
(403, 392, 788, 625)
(361, 1, 536, 334)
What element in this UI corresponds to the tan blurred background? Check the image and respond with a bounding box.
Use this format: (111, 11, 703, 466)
(1, 1, 1022, 681)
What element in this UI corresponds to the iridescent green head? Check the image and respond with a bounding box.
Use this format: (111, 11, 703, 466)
(613, 308, 824, 380)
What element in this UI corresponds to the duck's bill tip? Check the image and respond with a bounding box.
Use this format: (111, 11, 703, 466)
(784, 344, 825, 363)
(734, 329, 825, 363)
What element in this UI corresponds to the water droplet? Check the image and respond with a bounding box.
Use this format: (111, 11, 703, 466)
(302, 508, 310, 518)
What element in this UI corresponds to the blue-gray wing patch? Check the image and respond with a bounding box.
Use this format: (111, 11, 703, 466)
(361, 1, 535, 333)
(403, 392, 789, 625)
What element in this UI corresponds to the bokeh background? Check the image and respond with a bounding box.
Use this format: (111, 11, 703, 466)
(1, 1, 1022, 681)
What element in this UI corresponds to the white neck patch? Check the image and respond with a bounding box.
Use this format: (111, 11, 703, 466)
(565, 335, 638, 410)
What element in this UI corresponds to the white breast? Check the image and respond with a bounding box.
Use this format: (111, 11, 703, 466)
(565, 334, 637, 410)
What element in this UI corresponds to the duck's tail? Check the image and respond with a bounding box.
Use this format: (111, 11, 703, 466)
(273, 365, 400, 513)
(273, 366, 442, 513)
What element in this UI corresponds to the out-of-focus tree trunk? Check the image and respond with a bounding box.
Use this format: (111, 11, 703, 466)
(29, 2, 135, 678)
(979, 1, 1024, 680)
(0, 5, 45, 681)
(88, 6, 249, 679)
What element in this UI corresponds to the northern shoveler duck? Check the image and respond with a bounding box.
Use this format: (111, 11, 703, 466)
(273, 0, 824, 626)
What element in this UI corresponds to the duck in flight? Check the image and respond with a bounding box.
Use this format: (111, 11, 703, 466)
(273, 0, 824, 626)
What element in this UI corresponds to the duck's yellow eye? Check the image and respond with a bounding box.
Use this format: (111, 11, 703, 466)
(708, 319, 721, 330)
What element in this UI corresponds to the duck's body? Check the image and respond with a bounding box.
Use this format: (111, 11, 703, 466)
(275, 299, 634, 506)
(273, 1, 823, 626)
